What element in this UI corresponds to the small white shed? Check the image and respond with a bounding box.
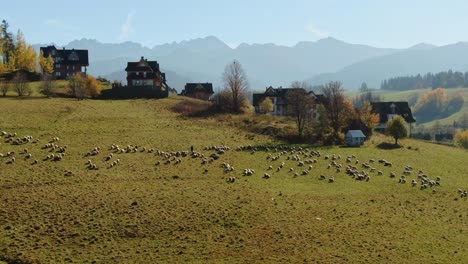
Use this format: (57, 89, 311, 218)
(346, 130, 366, 147)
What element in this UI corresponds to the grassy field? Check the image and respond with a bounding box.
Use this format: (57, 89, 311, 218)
(0, 96, 467, 263)
(346, 87, 468, 127)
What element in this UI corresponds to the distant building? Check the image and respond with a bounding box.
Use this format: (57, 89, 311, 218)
(181, 83, 214, 100)
(252, 86, 322, 118)
(371, 102, 416, 131)
(345, 130, 366, 147)
(123, 56, 169, 98)
(40, 46, 89, 79)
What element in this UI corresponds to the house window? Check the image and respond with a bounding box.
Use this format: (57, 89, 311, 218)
(55, 72, 61, 77)
(143, 72, 147, 78)
(51, 50, 56, 56)
(55, 57, 60, 63)
(72, 65, 75, 70)
(66, 65, 69, 70)
(56, 64, 61, 69)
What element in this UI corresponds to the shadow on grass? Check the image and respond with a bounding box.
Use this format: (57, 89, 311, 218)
(377, 142, 402, 149)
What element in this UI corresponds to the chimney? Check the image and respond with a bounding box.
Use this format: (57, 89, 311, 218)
(141, 56, 144, 60)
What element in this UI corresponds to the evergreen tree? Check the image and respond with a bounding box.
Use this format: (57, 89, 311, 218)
(1, 20, 15, 64)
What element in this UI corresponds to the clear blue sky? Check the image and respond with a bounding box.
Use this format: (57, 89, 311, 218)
(2, 0, 468, 48)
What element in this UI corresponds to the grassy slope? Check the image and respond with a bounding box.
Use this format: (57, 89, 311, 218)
(0, 97, 467, 263)
(346, 87, 468, 126)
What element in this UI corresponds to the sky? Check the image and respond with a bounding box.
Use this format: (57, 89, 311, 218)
(2, 0, 468, 48)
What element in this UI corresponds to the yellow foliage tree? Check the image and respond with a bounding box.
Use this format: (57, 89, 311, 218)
(13, 30, 37, 72)
(39, 50, 54, 74)
(454, 130, 468, 149)
(86, 75, 102, 98)
(259, 97, 274, 113)
(359, 101, 380, 131)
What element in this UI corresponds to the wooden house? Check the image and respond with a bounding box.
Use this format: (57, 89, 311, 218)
(181, 83, 214, 100)
(40, 46, 89, 79)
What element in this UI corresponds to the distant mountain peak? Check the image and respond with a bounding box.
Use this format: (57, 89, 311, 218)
(408, 43, 437, 50)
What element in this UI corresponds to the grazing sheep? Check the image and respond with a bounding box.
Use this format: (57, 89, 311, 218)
(390, 172, 396, 178)
(411, 180, 417, 187)
(328, 177, 335, 183)
(436, 176, 441, 182)
(319, 175, 326, 180)
(268, 165, 273, 170)
(263, 173, 271, 179)
(377, 170, 383, 176)
(227, 177, 236, 183)
(31, 159, 38, 165)
(25, 153, 32, 159)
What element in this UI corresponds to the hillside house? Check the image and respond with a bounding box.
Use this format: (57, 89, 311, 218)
(124, 56, 169, 98)
(252, 86, 321, 119)
(371, 102, 416, 131)
(181, 83, 214, 100)
(40, 46, 89, 79)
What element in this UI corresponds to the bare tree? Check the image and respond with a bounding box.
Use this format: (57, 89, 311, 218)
(321, 81, 349, 139)
(68, 72, 87, 100)
(12, 72, 31, 96)
(222, 60, 249, 113)
(0, 80, 9, 96)
(39, 73, 54, 97)
(286, 81, 314, 138)
(459, 112, 468, 131)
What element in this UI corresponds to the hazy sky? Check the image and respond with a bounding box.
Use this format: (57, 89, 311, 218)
(2, 0, 468, 48)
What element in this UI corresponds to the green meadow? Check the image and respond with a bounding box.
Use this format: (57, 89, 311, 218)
(0, 97, 467, 263)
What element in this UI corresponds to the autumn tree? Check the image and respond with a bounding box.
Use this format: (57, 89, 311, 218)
(454, 130, 468, 149)
(13, 30, 37, 72)
(39, 50, 54, 75)
(413, 88, 448, 123)
(12, 72, 31, 96)
(259, 97, 274, 113)
(86, 75, 102, 98)
(358, 101, 380, 136)
(386, 115, 408, 145)
(222, 60, 249, 113)
(286, 81, 315, 138)
(321, 81, 354, 141)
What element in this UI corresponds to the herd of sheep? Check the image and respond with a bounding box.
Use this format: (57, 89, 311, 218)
(1, 131, 467, 199)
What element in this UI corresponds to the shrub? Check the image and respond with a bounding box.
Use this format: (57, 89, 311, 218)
(454, 131, 468, 149)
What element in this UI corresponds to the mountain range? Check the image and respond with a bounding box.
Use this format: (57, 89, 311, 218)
(33, 36, 468, 92)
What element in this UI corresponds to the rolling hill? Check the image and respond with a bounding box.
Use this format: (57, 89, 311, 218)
(310, 42, 468, 89)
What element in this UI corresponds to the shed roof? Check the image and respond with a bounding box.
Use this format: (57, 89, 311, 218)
(346, 130, 366, 138)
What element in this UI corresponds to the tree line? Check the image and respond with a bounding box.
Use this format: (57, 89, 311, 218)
(381, 70, 468, 91)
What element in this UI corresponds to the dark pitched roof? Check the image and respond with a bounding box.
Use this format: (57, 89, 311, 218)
(252, 86, 321, 106)
(125, 57, 160, 72)
(182, 83, 214, 95)
(371, 102, 416, 123)
(40, 46, 89, 65)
